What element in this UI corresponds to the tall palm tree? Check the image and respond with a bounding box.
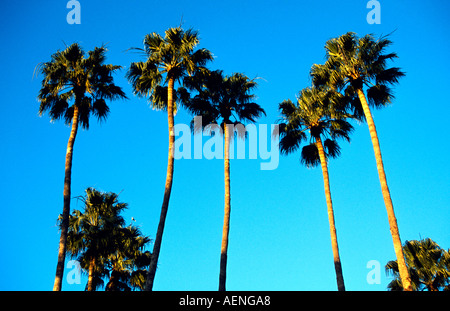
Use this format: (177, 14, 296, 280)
(386, 238, 450, 291)
(37, 44, 127, 291)
(126, 27, 213, 290)
(311, 32, 412, 290)
(183, 70, 265, 291)
(277, 86, 353, 291)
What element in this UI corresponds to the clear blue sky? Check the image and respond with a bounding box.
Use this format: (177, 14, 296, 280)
(0, 0, 449, 291)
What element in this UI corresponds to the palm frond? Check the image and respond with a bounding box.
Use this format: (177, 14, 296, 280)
(323, 139, 341, 159)
(278, 99, 297, 118)
(366, 84, 394, 109)
(301, 143, 320, 168)
(279, 124, 307, 155)
(375, 67, 405, 85)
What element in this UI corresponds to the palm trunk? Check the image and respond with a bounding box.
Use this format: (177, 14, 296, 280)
(316, 137, 345, 291)
(106, 269, 119, 291)
(87, 257, 96, 291)
(219, 123, 231, 291)
(53, 106, 79, 291)
(356, 88, 412, 291)
(145, 77, 176, 291)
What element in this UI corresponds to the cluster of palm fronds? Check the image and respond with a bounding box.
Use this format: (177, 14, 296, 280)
(59, 188, 151, 291)
(386, 238, 450, 291)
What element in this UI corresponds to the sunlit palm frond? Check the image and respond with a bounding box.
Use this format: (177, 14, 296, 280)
(276, 85, 352, 165)
(37, 43, 126, 128)
(316, 31, 404, 114)
(385, 238, 450, 291)
(127, 27, 213, 113)
(279, 124, 307, 155)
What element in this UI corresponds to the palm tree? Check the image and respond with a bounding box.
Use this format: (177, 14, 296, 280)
(37, 44, 127, 291)
(276, 86, 353, 291)
(126, 27, 213, 290)
(64, 188, 128, 291)
(183, 70, 265, 291)
(64, 188, 152, 291)
(386, 238, 450, 291)
(311, 32, 412, 290)
(128, 251, 153, 290)
(105, 226, 152, 291)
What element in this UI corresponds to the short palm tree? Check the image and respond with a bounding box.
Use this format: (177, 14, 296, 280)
(277, 86, 353, 291)
(105, 226, 152, 291)
(126, 27, 213, 290)
(386, 238, 450, 291)
(183, 70, 265, 291)
(37, 43, 127, 291)
(64, 188, 152, 291)
(311, 32, 412, 290)
(64, 188, 128, 291)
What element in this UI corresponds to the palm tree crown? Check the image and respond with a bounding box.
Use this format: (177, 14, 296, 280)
(183, 70, 266, 131)
(38, 43, 127, 128)
(278, 86, 353, 166)
(126, 27, 213, 111)
(311, 32, 404, 119)
(64, 188, 152, 291)
(386, 238, 450, 291)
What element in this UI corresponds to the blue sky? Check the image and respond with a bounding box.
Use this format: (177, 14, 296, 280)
(0, 0, 449, 291)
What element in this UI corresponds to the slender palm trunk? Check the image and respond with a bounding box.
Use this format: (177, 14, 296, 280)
(87, 257, 96, 291)
(219, 123, 231, 291)
(356, 88, 412, 291)
(106, 269, 119, 291)
(145, 77, 175, 291)
(316, 137, 345, 291)
(53, 106, 79, 291)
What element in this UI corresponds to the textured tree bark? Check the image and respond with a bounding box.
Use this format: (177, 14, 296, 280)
(87, 257, 96, 291)
(53, 106, 79, 291)
(316, 137, 346, 291)
(145, 77, 175, 291)
(356, 88, 412, 291)
(219, 123, 231, 291)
